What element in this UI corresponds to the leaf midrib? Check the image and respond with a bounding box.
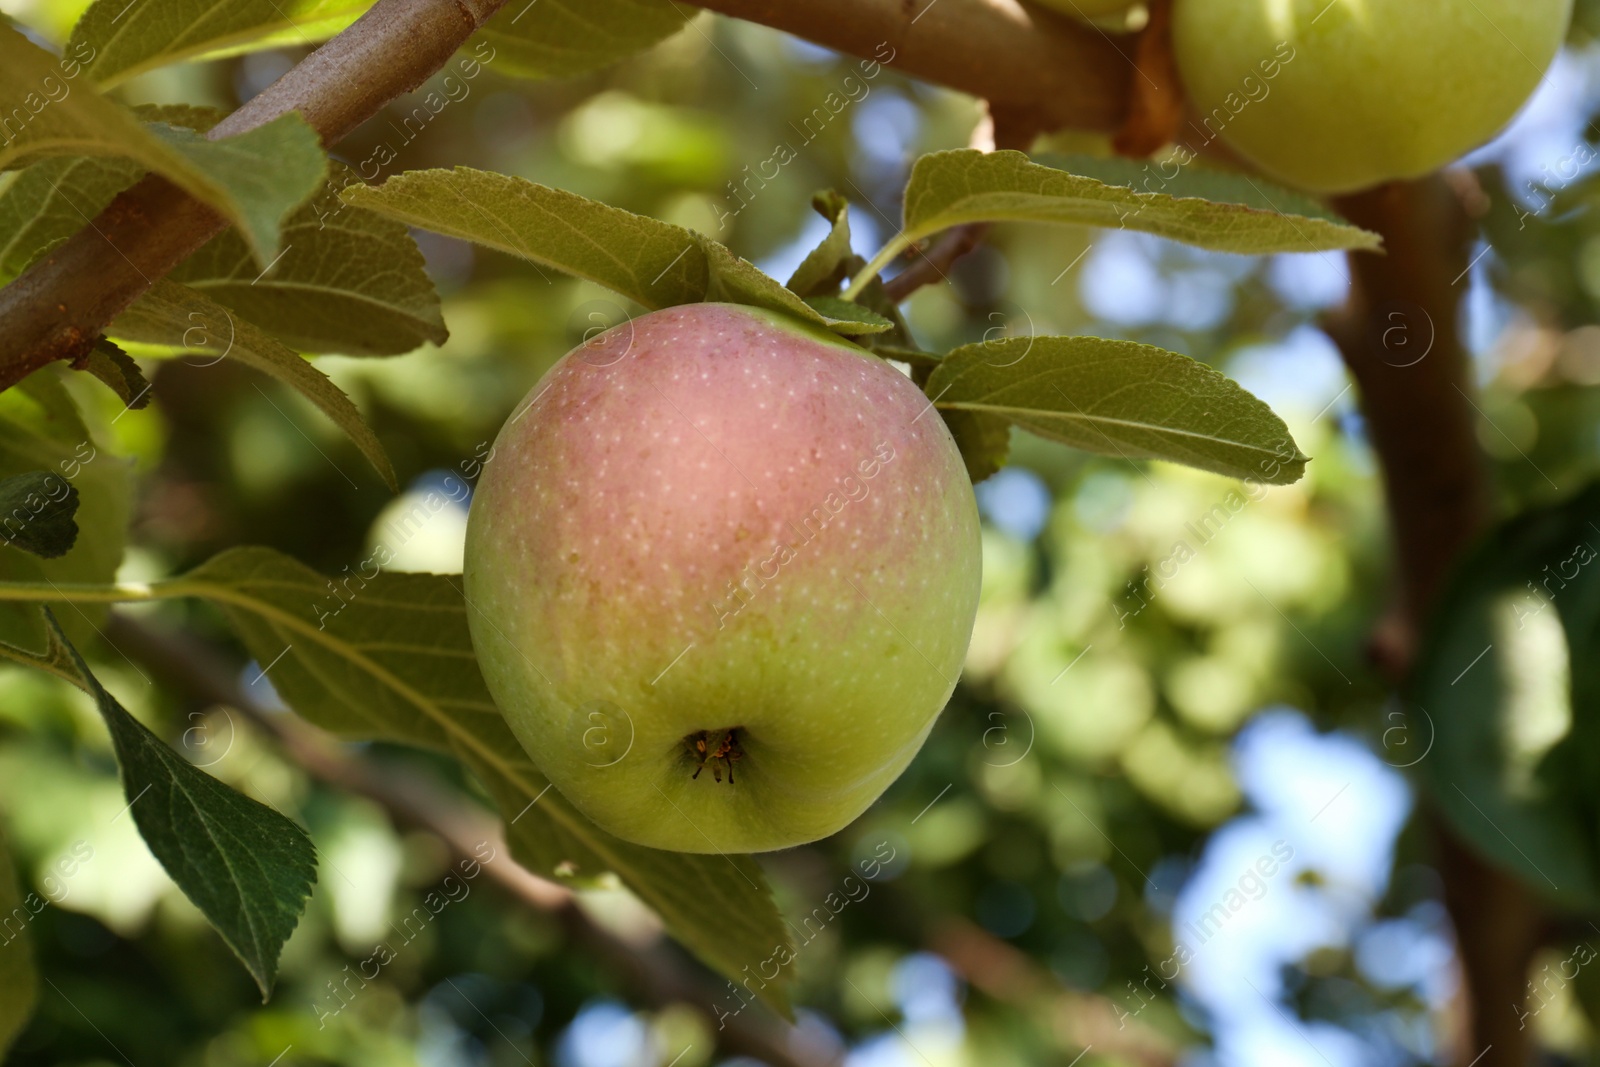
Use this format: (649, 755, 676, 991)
(902, 150, 1381, 254)
(347, 174, 696, 309)
(937, 399, 1290, 458)
(187, 277, 442, 327)
(142, 743, 276, 978)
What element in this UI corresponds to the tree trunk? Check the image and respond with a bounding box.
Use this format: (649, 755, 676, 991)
(1332, 177, 1543, 1067)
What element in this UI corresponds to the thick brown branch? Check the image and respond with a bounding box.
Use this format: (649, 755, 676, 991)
(104, 613, 826, 1067)
(1329, 181, 1488, 657)
(0, 0, 510, 392)
(1330, 179, 1541, 1067)
(692, 0, 1132, 135)
(0, 0, 1142, 393)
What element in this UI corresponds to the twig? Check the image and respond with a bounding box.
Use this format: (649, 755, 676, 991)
(0, 0, 1142, 391)
(881, 223, 990, 302)
(103, 613, 830, 1067)
(0, 0, 511, 391)
(931, 918, 1176, 1066)
(693, 0, 1132, 134)
(871, 104, 1028, 304)
(1110, 0, 1183, 158)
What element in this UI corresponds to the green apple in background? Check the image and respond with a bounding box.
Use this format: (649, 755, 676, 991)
(1171, 0, 1572, 193)
(464, 302, 982, 854)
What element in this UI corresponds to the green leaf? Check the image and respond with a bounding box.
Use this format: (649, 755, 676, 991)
(149, 119, 327, 264)
(1035, 152, 1383, 240)
(786, 191, 853, 297)
(0, 107, 214, 282)
(0, 24, 325, 262)
(344, 166, 851, 340)
(344, 166, 706, 307)
(110, 280, 398, 490)
(927, 335, 1308, 485)
(0, 831, 38, 1059)
(0, 582, 48, 659)
(699, 237, 846, 330)
(171, 161, 448, 356)
(0, 155, 141, 281)
(892, 149, 1381, 263)
(1411, 482, 1600, 908)
(472, 758, 791, 1020)
(186, 548, 795, 1014)
(773, 192, 902, 335)
(0, 549, 798, 1014)
(801, 296, 893, 335)
(0, 108, 441, 356)
(871, 345, 942, 372)
(80, 337, 151, 409)
(782, 191, 938, 363)
(0, 602, 75, 681)
(0, 368, 133, 656)
(0, 470, 80, 559)
(44, 608, 317, 998)
(852, 276, 939, 376)
(68, 0, 374, 89)
(471, 0, 693, 80)
(942, 410, 1012, 484)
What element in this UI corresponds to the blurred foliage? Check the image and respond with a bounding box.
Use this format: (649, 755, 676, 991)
(5, 2, 1600, 1066)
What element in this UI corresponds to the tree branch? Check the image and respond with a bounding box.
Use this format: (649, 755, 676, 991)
(881, 223, 990, 302)
(1110, 0, 1183, 158)
(0, 0, 1142, 392)
(1329, 178, 1541, 1067)
(931, 918, 1177, 1066)
(875, 100, 1033, 304)
(104, 613, 828, 1067)
(1329, 179, 1489, 647)
(1, 3, 1538, 1057)
(0, 0, 510, 392)
(691, 0, 1132, 135)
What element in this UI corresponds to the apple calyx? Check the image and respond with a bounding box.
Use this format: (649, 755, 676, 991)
(687, 727, 745, 784)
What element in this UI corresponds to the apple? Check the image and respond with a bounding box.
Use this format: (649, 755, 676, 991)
(1171, 0, 1571, 193)
(464, 302, 982, 854)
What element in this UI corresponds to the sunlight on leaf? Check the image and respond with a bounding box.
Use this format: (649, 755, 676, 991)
(0, 369, 132, 656)
(68, 0, 374, 89)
